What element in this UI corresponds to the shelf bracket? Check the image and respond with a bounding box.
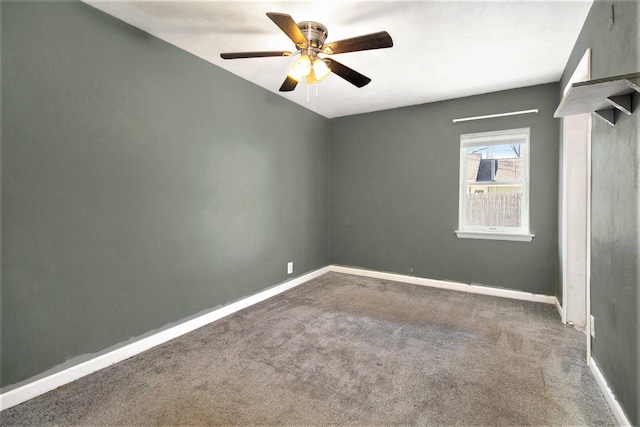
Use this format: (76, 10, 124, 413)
(606, 94, 633, 115)
(594, 109, 616, 126)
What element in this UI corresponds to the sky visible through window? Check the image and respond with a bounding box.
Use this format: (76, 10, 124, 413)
(467, 143, 521, 159)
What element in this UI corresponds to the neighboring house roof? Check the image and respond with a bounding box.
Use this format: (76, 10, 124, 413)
(467, 153, 522, 182)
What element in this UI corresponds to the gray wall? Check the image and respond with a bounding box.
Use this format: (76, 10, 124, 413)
(5, 3, 636, 423)
(330, 84, 560, 295)
(560, 0, 639, 424)
(1, 2, 330, 389)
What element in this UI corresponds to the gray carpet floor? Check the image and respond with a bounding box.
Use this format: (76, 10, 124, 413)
(1, 272, 616, 426)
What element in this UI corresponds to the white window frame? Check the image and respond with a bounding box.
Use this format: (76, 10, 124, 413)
(455, 127, 534, 242)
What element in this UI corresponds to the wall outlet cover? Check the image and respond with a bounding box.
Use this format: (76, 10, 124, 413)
(590, 314, 595, 337)
(287, 262, 293, 274)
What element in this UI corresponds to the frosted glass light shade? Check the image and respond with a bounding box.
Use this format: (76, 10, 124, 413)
(291, 55, 311, 79)
(313, 59, 331, 80)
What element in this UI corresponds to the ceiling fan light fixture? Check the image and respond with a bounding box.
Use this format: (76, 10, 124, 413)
(286, 71, 301, 82)
(291, 54, 312, 78)
(313, 58, 331, 81)
(221, 12, 393, 92)
(306, 68, 320, 85)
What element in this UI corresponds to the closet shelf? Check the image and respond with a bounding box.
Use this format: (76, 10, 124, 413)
(554, 72, 640, 126)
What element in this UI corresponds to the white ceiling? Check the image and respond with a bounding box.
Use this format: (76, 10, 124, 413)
(84, 0, 593, 118)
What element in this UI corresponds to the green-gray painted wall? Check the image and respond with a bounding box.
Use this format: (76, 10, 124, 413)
(4, 1, 637, 420)
(561, 1, 639, 424)
(330, 84, 560, 295)
(1, 2, 330, 389)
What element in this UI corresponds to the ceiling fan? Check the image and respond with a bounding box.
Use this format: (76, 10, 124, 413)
(220, 12, 393, 92)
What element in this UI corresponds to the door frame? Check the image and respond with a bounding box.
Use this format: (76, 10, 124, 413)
(560, 48, 592, 360)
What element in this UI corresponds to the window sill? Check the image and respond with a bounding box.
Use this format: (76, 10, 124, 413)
(454, 230, 535, 242)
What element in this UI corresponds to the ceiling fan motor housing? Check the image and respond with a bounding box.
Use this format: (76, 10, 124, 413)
(297, 21, 328, 49)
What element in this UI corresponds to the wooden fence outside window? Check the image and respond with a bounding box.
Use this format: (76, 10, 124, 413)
(466, 191, 522, 227)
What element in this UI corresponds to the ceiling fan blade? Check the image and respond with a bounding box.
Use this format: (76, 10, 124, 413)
(266, 12, 308, 49)
(322, 31, 393, 55)
(220, 51, 292, 59)
(279, 75, 299, 92)
(326, 59, 371, 88)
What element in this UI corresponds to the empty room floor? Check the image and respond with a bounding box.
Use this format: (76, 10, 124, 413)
(0, 272, 616, 425)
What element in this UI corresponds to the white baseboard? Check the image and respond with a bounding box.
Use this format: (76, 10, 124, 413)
(0, 265, 562, 412)
(329, 265, 557, 305)
(0, 266, 329, 412)
(589, 358, 632, 426)
(555, 298, 566, 322)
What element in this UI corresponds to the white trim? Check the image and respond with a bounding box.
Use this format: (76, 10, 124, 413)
(458, 127, 531, 238)
(452, 109, 539, 123)
(454, 230, 534, 242)
(589, 358, 632, 426)
(564, 48, 591, 96)
(560, 48, 592, 360)
(585, 112, 593, 361)
(555, 297, 565, 321)
(329, 265, 557, 305)
(584, 49, 593, 363)
(0, 266, 330, 412)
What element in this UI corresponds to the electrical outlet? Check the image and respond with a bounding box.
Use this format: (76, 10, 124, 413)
(590, 315, 595, 338)
(287, 262, 293, 275)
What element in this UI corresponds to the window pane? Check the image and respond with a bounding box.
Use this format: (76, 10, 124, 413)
(459, 128, 530, 235)
(465, 185, 522, 228)
(466, 144, 523, 183)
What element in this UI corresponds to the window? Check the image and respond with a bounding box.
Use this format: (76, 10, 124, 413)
(455, 128, 534, 241)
